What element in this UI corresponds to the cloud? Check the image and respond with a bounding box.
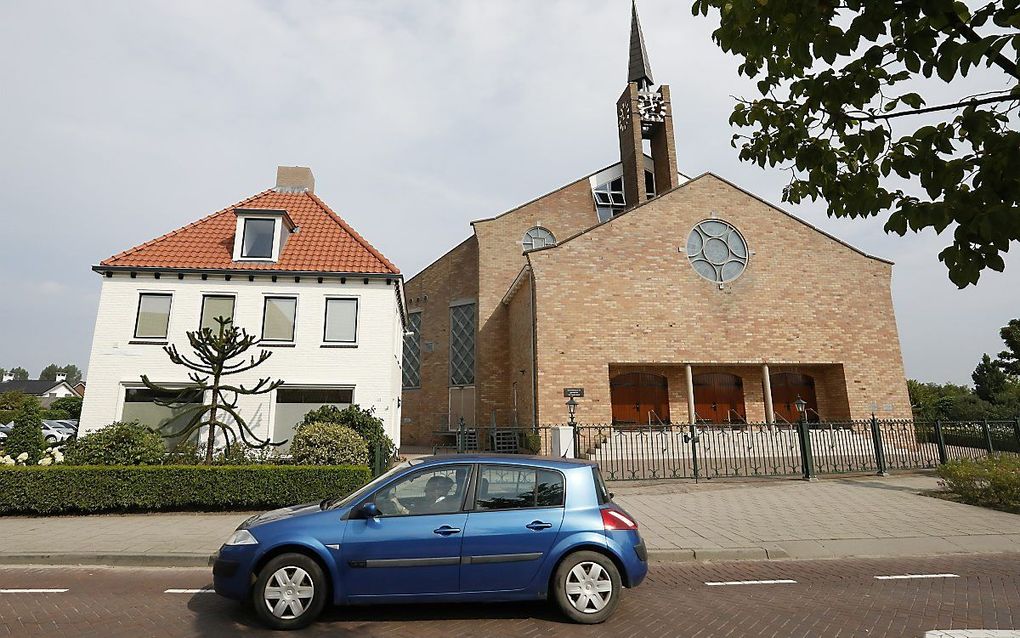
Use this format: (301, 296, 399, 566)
(0, 0, 1017, 384)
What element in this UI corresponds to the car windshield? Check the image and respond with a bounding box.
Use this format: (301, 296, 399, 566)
(322, 459, 421, 510)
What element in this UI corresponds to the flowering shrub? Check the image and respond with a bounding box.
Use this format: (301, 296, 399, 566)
(0, 446, 62, 466)
(290, 422, 368, 466)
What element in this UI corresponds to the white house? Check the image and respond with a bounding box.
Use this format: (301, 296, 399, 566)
(80, 167, 406, 451)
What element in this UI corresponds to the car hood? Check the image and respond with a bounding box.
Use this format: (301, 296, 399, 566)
(241, 502, 321, 529)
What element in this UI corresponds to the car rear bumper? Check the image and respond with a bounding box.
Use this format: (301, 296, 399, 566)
(605, 530, 648, 588)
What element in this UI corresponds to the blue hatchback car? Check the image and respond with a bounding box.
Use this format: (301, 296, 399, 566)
(214, 454, 647, 630)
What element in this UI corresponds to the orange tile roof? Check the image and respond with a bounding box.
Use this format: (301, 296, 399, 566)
(100, 190, 399, 274)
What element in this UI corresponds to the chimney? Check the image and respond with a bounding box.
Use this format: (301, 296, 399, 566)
(275, 166, 315, 193)
(55, 373, 67, 383)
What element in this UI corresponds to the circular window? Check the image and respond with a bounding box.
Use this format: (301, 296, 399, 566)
(522, 226, 556, 252)
(686, 219, 748, 283)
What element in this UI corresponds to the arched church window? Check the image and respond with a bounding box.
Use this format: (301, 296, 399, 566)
(686, 219, 748, 283)
(522, 226, 556, 252)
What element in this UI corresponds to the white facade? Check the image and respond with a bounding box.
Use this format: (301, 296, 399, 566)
(80, 272, 404, 448)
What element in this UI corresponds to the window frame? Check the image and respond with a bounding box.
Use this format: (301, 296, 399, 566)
(521, 226, 556, 252)
(133, 292, 173, 341)
(402, 311, 423, 389)
(261, 295, 298, 343)
(322, 297, 359, 344)
(199, 294, 236, 332)
(468, 464, 566, 513)
(356, 464, 475, 519)
(239, 217, 278, 260)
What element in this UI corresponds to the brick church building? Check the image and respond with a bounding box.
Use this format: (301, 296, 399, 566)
(400, 4, 911, 446)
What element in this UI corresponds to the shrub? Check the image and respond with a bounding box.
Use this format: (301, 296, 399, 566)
(63, 421, 166, 466)
(40, 409, 71, 420)
(938, 455, 1020, 512)
(49, 396, 83, 419)
(0, 465, 371, 515)
(3, 409, 46, 464)
(301, 405, 394, 470)
(290, 422, 368, 466)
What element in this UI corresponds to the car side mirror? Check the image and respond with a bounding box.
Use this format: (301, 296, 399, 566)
(360, 502, 380, 519)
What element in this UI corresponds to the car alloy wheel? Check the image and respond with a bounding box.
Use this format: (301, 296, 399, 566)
(263, 566, 314, 620)
(565, 561, 613, 613)
(552, 550, 622, 624)
(252, 553, 327, 630)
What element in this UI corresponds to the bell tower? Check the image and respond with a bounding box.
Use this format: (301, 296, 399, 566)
(617, 1, 679, 209)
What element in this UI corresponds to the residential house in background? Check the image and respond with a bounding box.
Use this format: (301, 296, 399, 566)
(80, 167, 405, 450)
(0, 375, 81, 407)
(399, 5, 911, 445)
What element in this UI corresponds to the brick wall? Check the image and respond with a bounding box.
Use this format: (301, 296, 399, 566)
(401, 237, 479, 444)
(527, 173, 911, 425)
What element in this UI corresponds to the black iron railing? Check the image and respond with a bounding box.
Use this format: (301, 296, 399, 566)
(432, 416, 1020, 481)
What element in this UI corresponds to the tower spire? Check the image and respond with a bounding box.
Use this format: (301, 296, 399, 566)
(628, 0, 654, 90)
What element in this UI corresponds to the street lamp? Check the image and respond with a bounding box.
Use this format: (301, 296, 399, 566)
(566, 396, 578, 426)
(794, 395, 807, 422)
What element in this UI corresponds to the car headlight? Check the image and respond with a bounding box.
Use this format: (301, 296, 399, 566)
(224, 529, 258, 546)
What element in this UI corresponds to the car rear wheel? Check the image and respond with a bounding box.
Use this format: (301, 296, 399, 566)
(251, 553, 328, 630)
(552, 550, 622, 624)
(45, 436, 57, 445)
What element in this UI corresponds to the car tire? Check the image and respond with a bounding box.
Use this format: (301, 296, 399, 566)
(251, 553, 328, 631)
(45, 436, 57, 445)
(552, 550, 622, 624)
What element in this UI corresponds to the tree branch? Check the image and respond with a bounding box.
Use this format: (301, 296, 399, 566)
(848, 94, 1019, 121)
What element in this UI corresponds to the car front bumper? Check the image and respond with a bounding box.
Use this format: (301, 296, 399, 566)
(212, 545, 257, 601)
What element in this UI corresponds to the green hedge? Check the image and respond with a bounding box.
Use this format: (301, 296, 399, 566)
(0, 465, 371, 515)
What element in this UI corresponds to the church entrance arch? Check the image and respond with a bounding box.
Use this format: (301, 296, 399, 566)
(610, 373, 670, 425)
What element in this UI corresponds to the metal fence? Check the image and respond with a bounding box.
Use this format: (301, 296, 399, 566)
(434, 417, 1020, 482)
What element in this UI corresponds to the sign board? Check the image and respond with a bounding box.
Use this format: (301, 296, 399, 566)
(563, 387, 584, 398)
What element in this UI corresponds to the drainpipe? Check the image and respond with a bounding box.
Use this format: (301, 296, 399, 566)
(685, 363, 695, 425)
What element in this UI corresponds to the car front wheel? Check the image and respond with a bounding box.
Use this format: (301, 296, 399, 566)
(552, 550, 622, 624)
(251, 553, 328, 630)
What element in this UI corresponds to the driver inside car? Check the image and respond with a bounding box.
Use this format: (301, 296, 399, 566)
(375, 474, 456, 515)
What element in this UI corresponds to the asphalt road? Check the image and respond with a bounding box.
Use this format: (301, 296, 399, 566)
(2, 554, 1019, 637)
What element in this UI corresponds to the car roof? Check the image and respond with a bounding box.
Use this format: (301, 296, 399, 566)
(413, 454, 597, 470)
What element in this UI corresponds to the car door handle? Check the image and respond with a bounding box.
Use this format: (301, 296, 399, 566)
(526, 521, 553, 531)
(433, 525, 462, 536)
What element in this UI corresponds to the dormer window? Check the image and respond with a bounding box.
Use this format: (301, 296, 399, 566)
(242, 218, 275, 258)
(232, 209, 295, 262)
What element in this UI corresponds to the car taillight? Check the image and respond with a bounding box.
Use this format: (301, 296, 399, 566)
(601, 507, 638, 531)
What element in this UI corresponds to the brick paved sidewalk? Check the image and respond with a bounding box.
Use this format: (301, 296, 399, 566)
(1, 473, 1018, 567)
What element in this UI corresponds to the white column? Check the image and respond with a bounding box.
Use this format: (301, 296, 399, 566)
(762, 363, 775, 424)
(685, 363, 696, 425)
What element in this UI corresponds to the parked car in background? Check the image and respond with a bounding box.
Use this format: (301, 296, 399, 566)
(42, 420, 78, 445)
(0, 422, 12, 445)
(214, 455, 647, 630)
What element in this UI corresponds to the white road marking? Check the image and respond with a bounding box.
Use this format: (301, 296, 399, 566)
(164, 588, 216, 594)
(0, 588, 69, 593)
(704, 579, 797, 586)
(875, 573, 960, 580)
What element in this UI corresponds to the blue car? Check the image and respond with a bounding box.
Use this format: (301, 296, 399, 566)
(214, 454, 647, 629)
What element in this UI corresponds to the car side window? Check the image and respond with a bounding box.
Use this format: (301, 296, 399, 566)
(475, 465, 564, 511)
(369, 466, 469, 517)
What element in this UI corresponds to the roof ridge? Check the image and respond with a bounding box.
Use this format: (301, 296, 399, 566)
(306, 192, 400, 274)
(101, 189, 274, 265)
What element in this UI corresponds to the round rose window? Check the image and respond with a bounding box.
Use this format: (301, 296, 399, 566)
(686, 219, 748, 283)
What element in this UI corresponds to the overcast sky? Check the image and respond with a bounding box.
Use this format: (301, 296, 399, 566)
(1, 0, 1017, 385)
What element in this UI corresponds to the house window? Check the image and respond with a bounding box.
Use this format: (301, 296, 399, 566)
(324, 298, 358, 343)
(122, 387, 204, 451)
(262, 297, 297, 342)
(273, 387, 354, 451)
(200, 295, 235, 332)
(522, 226, 556, 252)
(241, 218, 276, 259)
(134, 293, 172, 339)
(449, 303, 475, 386)
(593, 176, 626, 222)
(402, 312, 422, 389)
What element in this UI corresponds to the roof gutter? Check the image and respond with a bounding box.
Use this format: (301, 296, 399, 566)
(92, 265, 402, 280)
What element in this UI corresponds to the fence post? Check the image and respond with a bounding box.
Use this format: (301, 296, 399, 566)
(1014, 416, 1020, 452)
(870, 414, 888, 476)
(933, 419, 948, 465)
(688, 422, 700, 484)
(797, 418, 815, 481)
(982, 419, 994, 453)
(457, 417, 466, 454)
